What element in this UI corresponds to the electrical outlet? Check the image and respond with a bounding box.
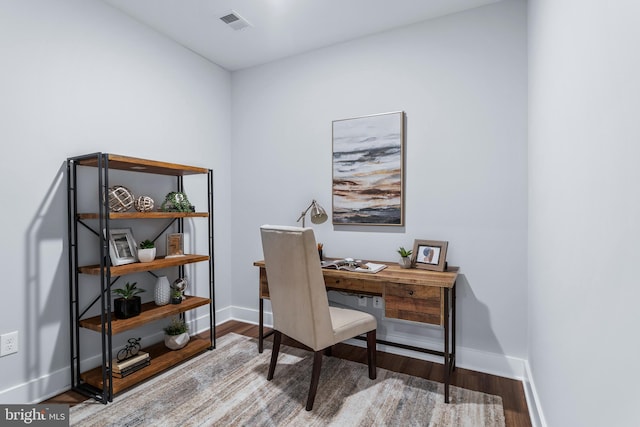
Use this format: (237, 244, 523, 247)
(373, 297, 383, 309)
(358, 296, 367, 307)
(0, 331, 18, 356)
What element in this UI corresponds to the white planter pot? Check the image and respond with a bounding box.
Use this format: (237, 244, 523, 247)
(399, 257, 412, 269)
(138, 247, 156, 263)
(164, 332, 190, 350)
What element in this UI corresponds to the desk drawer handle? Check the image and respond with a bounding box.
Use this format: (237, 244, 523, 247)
(408, 290, 414, 296)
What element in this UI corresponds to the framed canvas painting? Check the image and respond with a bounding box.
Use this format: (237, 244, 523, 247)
(332, 111, 405, 225)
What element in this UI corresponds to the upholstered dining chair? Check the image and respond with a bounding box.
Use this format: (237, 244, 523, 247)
(259, 225, 377, 411)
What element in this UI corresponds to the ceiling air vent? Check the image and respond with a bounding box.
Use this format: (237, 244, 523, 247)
(219, 11, 251, 31)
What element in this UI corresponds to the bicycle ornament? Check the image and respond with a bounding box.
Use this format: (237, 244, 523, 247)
(117, 337, 142, 362)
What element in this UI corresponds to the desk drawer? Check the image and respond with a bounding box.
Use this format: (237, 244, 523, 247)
(384, 283, 443, 325)
(324, 276, 383, 295)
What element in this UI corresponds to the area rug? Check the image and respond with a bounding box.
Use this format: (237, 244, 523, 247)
(70, 333, 505, 426)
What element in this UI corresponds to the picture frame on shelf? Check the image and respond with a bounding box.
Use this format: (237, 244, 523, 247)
(411, 239, 448, 271)
(166, 233, 185, 258)
(105, 228, 138, 266)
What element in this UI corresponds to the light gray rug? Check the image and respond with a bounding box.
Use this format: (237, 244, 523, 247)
(70, 333, 505, 426)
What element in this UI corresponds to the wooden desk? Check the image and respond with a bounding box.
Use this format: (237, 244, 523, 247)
(253, 260, 459, 403)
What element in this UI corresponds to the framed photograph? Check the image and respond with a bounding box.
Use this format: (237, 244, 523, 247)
(411, 239, 448, 271)
(332, 111, 405, 225)
(165, 233, 185, 258)
(105, 228, 137, 266)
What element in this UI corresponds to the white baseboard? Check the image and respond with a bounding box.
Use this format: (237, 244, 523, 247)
(0, 366, 71, 404)
(523, 360, 547, 427)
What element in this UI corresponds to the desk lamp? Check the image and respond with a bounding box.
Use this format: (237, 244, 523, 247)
(297, 199, 328, 227)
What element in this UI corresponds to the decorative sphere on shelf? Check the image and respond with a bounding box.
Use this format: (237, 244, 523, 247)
(160, 191, 194, 212)
(172, 277, 188, 294)
(134, 195, 155, 212)
(108, 186, 134, 212)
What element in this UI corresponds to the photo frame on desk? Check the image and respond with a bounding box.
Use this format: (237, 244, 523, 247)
(105, 228, 137, 266)
(165, 233, 185, 258)
(411, 239, 448, 271)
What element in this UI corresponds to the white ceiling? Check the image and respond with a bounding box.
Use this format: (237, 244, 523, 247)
(101, 0, 500, 71)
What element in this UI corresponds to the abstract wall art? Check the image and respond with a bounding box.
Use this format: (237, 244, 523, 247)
(332, 111, 405, 225)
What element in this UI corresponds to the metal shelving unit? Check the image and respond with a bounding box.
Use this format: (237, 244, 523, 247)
(67, 152, 215, 403)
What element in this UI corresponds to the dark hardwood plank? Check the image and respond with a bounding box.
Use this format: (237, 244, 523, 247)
(44, 320, 531, 427)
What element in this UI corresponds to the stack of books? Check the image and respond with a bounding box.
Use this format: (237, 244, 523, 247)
(112, 352, 150, 378)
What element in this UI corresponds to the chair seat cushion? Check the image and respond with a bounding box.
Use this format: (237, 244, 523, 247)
(329, 307, 377, 344)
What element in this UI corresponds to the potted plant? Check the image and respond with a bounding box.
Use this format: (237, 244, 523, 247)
(112, 282, 145, 319)
(163, 317, 189, 350)
(397, 247, 413, 269)
(171, 288, 183, 305)
(138, 239, 156, 263)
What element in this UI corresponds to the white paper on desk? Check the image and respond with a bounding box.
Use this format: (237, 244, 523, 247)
(322, 260, 387, 273)
(355, 262, 387, 273)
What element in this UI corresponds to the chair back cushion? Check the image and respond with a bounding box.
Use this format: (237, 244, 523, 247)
(260, 225, 334, 350)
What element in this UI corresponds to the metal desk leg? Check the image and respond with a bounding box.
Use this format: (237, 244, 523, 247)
(444, 287, 450, 403)
(258, 298, 264, 353)
(452, 283, 457, 371)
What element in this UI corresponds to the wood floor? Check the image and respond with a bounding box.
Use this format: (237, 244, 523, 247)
(46, 320, 532, 427)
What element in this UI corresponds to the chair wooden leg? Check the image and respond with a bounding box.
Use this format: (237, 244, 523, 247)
(323, 346, 333, 357)
(367, 329, 377, 380)
(267, 330, 281, 381)
(306, 351, 323, 411)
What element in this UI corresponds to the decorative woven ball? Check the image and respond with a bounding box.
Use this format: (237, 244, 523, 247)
(108, 186, 134, 212)
(134, 195, 155, 212)
(172, 277, 188, 293)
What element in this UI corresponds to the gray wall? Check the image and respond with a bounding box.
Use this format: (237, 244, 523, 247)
(231, 0, 528, 377)
(528, 0, 640, 426)
(0, 0, 232, 403)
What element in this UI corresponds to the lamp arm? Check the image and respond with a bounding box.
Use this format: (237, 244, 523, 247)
(296, 201, 315, 228)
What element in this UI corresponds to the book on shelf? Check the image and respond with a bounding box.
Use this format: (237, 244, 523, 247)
(113, 356, 150, 374)
(112, 361, 150, 378)
(321, 259, 387, 274)
(112, 351, 150, 372)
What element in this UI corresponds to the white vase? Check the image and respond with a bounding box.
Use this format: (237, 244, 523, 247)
(164, 332, 189, 350)
(154, 276, 171, 306)
(138, 247, 156, 263)
(399, 257, 412, 269)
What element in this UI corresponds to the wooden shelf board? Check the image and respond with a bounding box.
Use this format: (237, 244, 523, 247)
(75, 154, 209, 176)
(80, 337, 212, 395)
(78, 254, 209, 276)
(77, 212, 209, 220)
(79, 297, 211, 334)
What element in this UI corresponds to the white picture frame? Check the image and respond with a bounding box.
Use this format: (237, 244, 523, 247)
(105, 228, 138, 266)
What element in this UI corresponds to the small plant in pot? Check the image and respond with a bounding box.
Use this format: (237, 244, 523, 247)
(397, 247, 413, 269)
(112, 282, 145, 319)
(163, 317, 189, 350)
(137, 239, 156, 263)
(171, 288, 183, 305)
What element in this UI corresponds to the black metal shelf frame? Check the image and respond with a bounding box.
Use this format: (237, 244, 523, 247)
(67, 152, 215, 403)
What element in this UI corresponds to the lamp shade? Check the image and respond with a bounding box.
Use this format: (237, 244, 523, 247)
(310, 200, 328, 224)
(297, 199, 328, 227)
